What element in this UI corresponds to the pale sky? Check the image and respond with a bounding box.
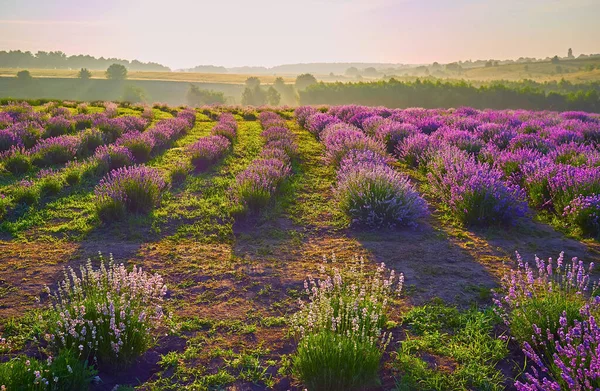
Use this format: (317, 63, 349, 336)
(0, 0, 599, 69)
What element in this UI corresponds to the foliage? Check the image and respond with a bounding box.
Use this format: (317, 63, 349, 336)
(95, 165, 167, 221)
(47, 254, 167, 364)
(295, 73, 318, 91)
(336, 150, 427, 227)
(16, 70, 33, 82)
(186, 84, 226, 106)
(77, 68, 92, 80)
(291, 258, 403, 391)
(105, 63, 128, 80)
(494, 251, 597, 371)
(396, 303, 508, 391)
(0, 349, 96, 390)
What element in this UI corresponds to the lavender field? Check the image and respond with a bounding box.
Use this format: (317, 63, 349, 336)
(1, 100, 600, 390)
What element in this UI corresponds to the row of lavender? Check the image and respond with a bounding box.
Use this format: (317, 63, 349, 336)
(0, 102, 152, 174)
(0, 103, 196, 220)
(95, 113, 239, 221)
(298, 105, 600, 233)
(187, 112, 237, 171)
(296, 107, 428, 227)
(232, 111, 297, 212)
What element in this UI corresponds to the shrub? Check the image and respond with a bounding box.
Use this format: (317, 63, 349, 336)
(548, 164, 600, 214)
(233, 158, 291, 210)
(188, 135, 231, 170)
(64, 168, 82, 186)
(176, 108, 197, 128)
(374, 121, 418, 153)
(436, 127, 484, 155)
(0, 194, 11, 220)
(493, 252, 596, 360)
(295, 106, 318, 128)
(116, 131, 155, 163)
(94, 145, 135, 171)
(95, 165, 167, 220)
(141, 106, 154, 121)
(563, 194, 600, 237)
(73, 114, 94, 132)
(265, 138, 298, 159)
(211, 123, 237, 141)
(105, 64, 127, 81)
(395, 133, 436, 168)
(516, 305, 600, 391)
(43, 117, 74, 138)
(361, 115, 386, 136)
(322, 127, 385, 166)
(258, 111, 286, 129)
(291, 259, 402, 391)
(521, 158, 557, 208)
(259, 146, 291, 163)
(12, 179, 39, 205)
(16, 69, 32, 82)
(397, 304, 508, 391)
(93, 116, 125, 142)
(427, 147, 527, 225)
(3, 148, 32, 175)
(78, 128, 105, 157)
(0, 349, 96, 390)
(305, 113, 341, 137)
(103, 101, 118, 118)
(9, 122, 43, 149)
(77, 102, 89, 113)
(39, 175, 64, 196)
(31, 136, 80, 166)
(0, 129, 22, 152)
(170, 160, 192, 185)
(336, 150, 427, 227)
(47, 255, 167, 365)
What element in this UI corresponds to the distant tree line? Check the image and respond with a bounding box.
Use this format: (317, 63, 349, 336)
(299, 79, 600, 112)
(0, 50, 170, 71)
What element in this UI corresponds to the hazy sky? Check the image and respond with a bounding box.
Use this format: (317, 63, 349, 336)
(0, 0, 599, 69)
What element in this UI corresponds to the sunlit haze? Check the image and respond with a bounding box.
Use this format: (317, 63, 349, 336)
(1, 0, 599, 69)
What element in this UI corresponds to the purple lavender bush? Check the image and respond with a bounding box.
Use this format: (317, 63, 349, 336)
(0, 128, 22, 152)
(211, 114, 238, 141)
(9, 121, 43, 149)
(395, 133, 437, 168)
(233, 158, 291, 210)
(188, 135, 231, 170)
(374, 121, 419, 154)
(336, 150, 427, 227)
(94, 144, 136, 171)
(494, 252, 600, 390)
(322, 126, 385, 166)
(305, 113, 341, 137)
(427, 147, 527, 225)
(30, 135, 80, 166)
(563, 195, 600, 238)
(95, 165, 167, 220)
(516, 306, 600, 391)
(295, 106, 318, 128)
(116, 131, 155, 163)
(2, 147, 32, 175)
(43, 116, 75, 138)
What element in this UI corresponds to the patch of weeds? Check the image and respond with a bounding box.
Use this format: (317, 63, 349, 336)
(396, 302, 508, 391)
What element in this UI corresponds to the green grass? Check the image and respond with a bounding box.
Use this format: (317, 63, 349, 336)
(395, 302, 509, 391)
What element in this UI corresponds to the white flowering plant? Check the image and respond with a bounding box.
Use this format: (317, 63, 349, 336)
(46, 253, 167, 365)
(290, 256, 403, 391)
